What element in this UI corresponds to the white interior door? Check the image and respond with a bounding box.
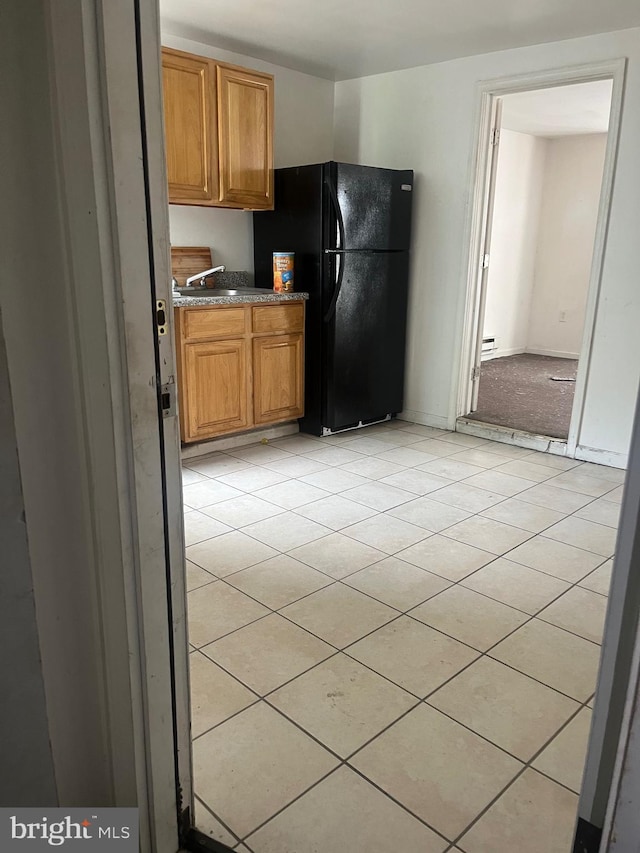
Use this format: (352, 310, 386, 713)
(470, 97, 502, 413)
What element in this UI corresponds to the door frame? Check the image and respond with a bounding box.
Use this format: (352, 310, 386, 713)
(45, 0, 189, 849)
(582, 386, 640, 846)
(469, 96, 502, 413)
(455, 59, 626, 456)
(32, 6, 640, 850)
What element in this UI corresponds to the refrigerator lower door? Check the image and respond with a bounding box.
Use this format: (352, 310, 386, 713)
(324, 251, 410, 431)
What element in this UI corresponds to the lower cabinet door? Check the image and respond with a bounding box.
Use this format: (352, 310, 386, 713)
(253, 333, 304, 425)
(184, 339, 249, 440)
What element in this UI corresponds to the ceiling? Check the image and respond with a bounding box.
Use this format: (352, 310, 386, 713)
(159, 0, 640, 81)
(501, 80, 614, 137)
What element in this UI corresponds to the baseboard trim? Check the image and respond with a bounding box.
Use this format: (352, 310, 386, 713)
(526, 347, 581, 359)
(572, 817, 602, 853)
(399, 409, 453, 431)
(575, 444, 628, 470)
(484, 346, 525, 360)
(180, 422, 299, 460)
(456, 417, 569, 455)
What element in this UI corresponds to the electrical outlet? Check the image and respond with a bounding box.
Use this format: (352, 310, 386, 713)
(559, 310, 567, 323)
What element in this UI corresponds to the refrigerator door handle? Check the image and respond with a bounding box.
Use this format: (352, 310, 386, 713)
(325, 174, 346, 251)
(324, 252, 344, 323)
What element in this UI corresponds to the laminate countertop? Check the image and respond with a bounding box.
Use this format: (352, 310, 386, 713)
(172, 290, 309, 306)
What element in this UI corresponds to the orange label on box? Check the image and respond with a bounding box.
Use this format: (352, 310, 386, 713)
(273, 252, 294, 292)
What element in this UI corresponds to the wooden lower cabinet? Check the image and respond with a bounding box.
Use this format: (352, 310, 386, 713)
(253, 333, 304, 425)
(175, 301, 305, 443)
(182, 339, 249, 441)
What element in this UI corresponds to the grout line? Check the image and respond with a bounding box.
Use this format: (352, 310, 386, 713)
(447, 692, 594, 849)
(193, 551, 596, 745)
(184, 426, 621, 844)
(186, 571, 221, 593)
(417, 700, 581, 773)
(408, 556, 610, 640)
(235, 743, 452, 851)
(215, 678, 589, 852)
(240, 751, 448, 848)
(189, 566, 608, 728)
(186, 444, 618, 549)
(338, 761, 453, 847)
(189, 609, 273, 651)
(189, 494, 610, 698)
(191, 514, 608, 655)
(191, 648, 341, 742)
(194, 794, 243, 848)
(235, 764, 343, 845)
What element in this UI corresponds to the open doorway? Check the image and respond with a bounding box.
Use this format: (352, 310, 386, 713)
(12, 1, 640, 851)
(459, 72, 620, 452)
(174, 61, 626, 853)
(470, 81, 612, 440)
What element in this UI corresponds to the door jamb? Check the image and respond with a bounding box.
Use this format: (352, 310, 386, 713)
(45, 1, 184, 850)
(469, 97, 502, 414)
(134, 0, 194, 830)
(455, 59, 626, 455)
(583, 386, 640, 841)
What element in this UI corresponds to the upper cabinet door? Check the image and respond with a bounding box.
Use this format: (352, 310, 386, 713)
(217, 64, 274, 210)
(162, 49, 218, 204)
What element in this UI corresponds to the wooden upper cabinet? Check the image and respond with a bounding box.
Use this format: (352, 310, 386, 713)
(161, 47, 274, 210)
(162, 50, 217, 204)
(217, 64, 274, 209)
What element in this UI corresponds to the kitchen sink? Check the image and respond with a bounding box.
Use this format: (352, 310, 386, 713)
(208, 288, 274, 296)
(174, 287, 274, 297)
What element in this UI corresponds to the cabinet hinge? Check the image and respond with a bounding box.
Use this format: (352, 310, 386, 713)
(490, 127, 500, 146)
(156, 299, 168, 337)
(472, 366, 481, 381)
(482, 253, 490, 269)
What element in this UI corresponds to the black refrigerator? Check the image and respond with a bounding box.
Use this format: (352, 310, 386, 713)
(253, 161, 413, 436)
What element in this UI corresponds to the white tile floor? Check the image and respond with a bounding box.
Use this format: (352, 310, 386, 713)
(183, 421, 622, 852)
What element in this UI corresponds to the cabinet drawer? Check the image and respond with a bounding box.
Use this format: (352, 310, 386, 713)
(252, 302, 304, 335)
(182, 306, 247, 341)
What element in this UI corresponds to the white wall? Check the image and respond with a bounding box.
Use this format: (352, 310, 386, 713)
(0, 307, 57, 806)
(485, 131, 607, 361)
(162, 34, 335, 271)
(528, 133, 608, 358)
(483, 129, 547, 356)
(334, 27, 640, 459)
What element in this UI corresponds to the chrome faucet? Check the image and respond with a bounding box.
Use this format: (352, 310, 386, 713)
(185, 265, 226, 288)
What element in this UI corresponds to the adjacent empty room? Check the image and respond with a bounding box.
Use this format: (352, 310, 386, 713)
(466, 80, 613, 440)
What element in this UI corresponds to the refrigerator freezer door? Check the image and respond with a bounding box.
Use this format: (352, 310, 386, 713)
(330, 163, 413, 252)
(324, 251, 410, 431)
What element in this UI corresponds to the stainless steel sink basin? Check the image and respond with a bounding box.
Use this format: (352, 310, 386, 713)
(174, 287, 274, 297)
(208, 288, 274, 296)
